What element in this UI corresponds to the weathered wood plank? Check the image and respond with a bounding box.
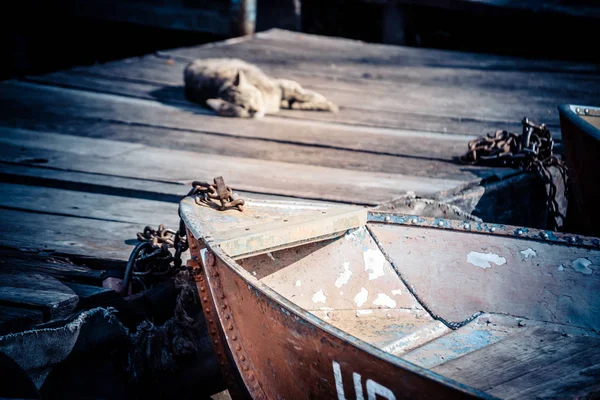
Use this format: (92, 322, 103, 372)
(27, 61, 583, 137)
(0, 162, 293, 205)
(1, 79, 503, 161)
(0, 272, 79, 320)
(432, 328, 600, 393)
(0, 207, 143, 260)
(62, 282, 118, 308)
(0, 182, 180, 227)
(0, 306, 44, 335)
(163, 29, 600, 74)
(0, 247, 106, 285)
(0, 127, 468, 203)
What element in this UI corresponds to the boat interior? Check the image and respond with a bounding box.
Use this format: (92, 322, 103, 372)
(183, 197, 600, 399)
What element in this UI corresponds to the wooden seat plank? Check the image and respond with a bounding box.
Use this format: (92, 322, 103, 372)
(432, 327, 600, 396)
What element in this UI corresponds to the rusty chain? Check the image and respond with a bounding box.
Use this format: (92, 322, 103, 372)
(122, 177, 244, 295)
(459, 118, 569, 231)
(189, 176, 245, 211)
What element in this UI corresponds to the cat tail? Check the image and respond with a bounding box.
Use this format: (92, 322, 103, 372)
(275, 79, 339, 113)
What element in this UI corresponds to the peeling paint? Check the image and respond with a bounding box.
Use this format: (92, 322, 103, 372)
(295, 280, 302, 287)
(571, 258, 594, 275)
(520, 248, 537, 259)
(267, 252, 276, 261)
(356, 310, 373, 316)
(467, 252, 506, 269)
(364, 248, 386, 280)
(354, 287, 368, 307)
(391, 289, 402, 296)
(373, 293, 397, 308)
(558, 265, 565, 271)
(312, 289, 327, 303)
(335, 261, 352, 288)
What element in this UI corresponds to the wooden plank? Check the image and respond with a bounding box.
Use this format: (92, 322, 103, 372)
(28, 59, 592, 137)
(0, 127, 468, 203)
(25, 68, 562, 137)
(0, 182, 180, 227)
(1, 79, 512, 166)
(0, 85, 498, 180)
(163, 29, 600, 74)
(0, 208, 146, 261)
(0, 306, 44, 335)
(0, 162, 296, 205)
(62, 282, 118, 308)
(0, 272, 79, 320)
(432, 328, 600, 395)
(0, 247, 106, 285)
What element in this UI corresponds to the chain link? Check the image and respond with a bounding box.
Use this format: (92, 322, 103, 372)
(123, 177, 244, 295)
(460, 118, 569, 231)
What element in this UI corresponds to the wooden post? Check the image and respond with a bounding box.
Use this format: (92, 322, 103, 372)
(231, 0, 257, 37)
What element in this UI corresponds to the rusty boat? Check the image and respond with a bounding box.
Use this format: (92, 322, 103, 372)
(558, 104, 600, 237)
(180, 196, 600, 399)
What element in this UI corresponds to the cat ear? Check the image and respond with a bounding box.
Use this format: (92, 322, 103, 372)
(233, 70, 248, 87)
(206, 98, 249, 117)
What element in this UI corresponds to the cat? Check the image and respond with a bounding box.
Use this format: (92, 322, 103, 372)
(183, 58, 338, 118)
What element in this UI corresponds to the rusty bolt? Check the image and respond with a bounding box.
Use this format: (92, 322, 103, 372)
(240, 355, 246, 361)
(243, 366, 249, 371)
(232, 335, 238, 340)
(236, 344, 242, 351)
(225, 314, 230, 320)
(200, 287, 206, 292)
(222, 304, 228, 310)
(209, 319, 214, 324)
(203, 297, 208, 302)
(228, 325, 234, 330)
(211, 329, 217, 334)
(214, 340, 219, 345)
(221, 294, 226, 299)
(205, 308, 211, 313)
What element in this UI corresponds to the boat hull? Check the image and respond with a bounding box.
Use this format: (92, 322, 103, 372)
(187, 240, 487, 400)
(558, 104, 600, 236)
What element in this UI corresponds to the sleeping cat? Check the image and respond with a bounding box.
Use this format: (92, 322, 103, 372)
(184, 58, 338, 118)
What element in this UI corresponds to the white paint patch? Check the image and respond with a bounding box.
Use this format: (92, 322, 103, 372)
(356, 310, 373, 316)
(335, 261, 352, 288)
(520, 248, 537, 259)
(467, 251, 507, 269)
(354, 287, 369, 307)
(344, 228, 362, 242)
(267, 252, 276, 261)
(373, 293, 397, 309)
(312, 289, 327, 304)
(364, 248, 386, 280)
(391, 289, 402, 296)
(252, 271, 257, 276)
(572, 258, 594, 275)
(295, 280, 302, 287)
(558, 265, 565, 272)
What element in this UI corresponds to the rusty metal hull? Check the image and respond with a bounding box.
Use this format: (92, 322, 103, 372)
(558, 104, 600, 236)
(181, 197, 600, 399)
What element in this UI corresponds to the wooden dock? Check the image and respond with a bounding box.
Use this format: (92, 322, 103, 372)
(0, 29, 599, 392)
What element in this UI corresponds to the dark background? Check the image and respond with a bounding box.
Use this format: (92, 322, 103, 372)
(2, 0, 599, 81)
